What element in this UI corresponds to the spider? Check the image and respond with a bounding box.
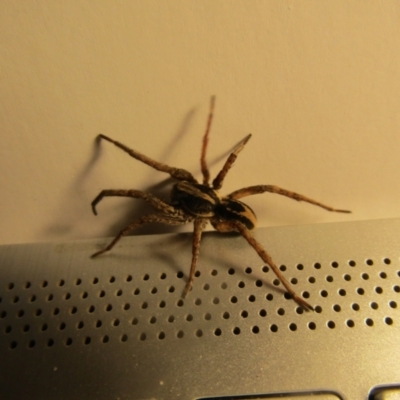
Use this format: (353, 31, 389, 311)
(91, 96, 350, 310)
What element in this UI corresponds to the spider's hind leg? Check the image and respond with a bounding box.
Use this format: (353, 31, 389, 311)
(98, 134, 196, 182)
(91, 189, 179, 216)
(91, 189, 192, 257)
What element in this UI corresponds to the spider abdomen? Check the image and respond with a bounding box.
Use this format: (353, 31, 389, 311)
(211, 199, 257, 232)
(171, 181, 220, 217)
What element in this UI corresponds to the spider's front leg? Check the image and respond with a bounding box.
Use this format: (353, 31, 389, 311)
(200, 95, 215, 186)
(212, 134, 252, 190)
(228, 185, 351, 214)
(215, 219, 314, 311)
(183, 218, 208, 297)
(237, 223, 314, 311)
(197, 96, 252, 190)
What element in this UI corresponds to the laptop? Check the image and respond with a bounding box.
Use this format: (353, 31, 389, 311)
(0, 218, 399, 399)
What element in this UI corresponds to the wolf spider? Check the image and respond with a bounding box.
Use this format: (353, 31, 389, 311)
(91, 96, 350, 310)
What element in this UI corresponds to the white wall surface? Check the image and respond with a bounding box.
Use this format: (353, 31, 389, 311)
(1, 1, 400, 245)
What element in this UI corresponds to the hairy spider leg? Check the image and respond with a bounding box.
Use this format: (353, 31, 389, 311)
(183, 218, 208, 297)
(98, 134, 196, 182)
(91, 189, 179, 216)
(200, 96, 216, 186)
(91, 213, 192, 258)
(228, 185, 351, 214)
(232, 221, 314, 311)
(91, 189, 192, 257)
(212, 133, 252, 190)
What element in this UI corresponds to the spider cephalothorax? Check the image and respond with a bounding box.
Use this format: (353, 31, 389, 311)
(91, 97, 350, 310)
(170, 181, 256, 231)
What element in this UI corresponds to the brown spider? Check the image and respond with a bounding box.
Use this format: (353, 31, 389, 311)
(91, 96, 350, 310)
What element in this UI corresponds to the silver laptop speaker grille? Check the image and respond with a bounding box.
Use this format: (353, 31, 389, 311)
(0, 219, 399, 399)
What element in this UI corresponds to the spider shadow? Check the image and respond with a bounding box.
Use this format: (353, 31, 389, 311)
(45, 99, 258, 249)
(44, 135, 106, 238)
(94, 105, 198, 238)
(92, 120, 254, 239)
(44, 106, 198, 240)
(88, 103, 246, 239)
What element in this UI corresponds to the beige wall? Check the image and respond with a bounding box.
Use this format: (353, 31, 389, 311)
(1, 1, 400, 245)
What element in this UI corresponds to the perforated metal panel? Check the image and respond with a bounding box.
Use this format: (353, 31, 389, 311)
(0, 219, 399, 399)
